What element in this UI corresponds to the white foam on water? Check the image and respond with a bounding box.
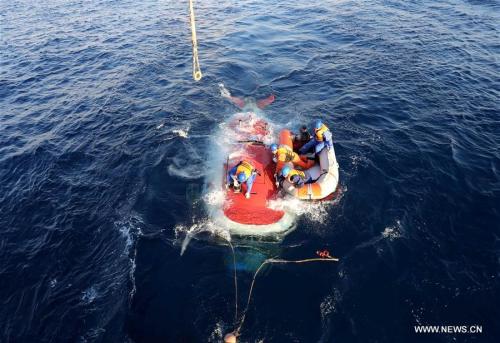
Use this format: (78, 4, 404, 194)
(115, 216, 143, 302)
(320, 294, 336, 319)
(119, 223, 134, 253)
(81, 286, 98, 304)
(350, 154, 368, 166)
(167, 163, 205, 179)
(117, 216, 143, 255)
(128, 254, 137, 302)
(175, 219, 231, 256)
(80, 328, 105, 343)
(268, 196, 330, 223)
(382, 219, 402, 240)
(208, 321, 224, 342)
(173, 128, 189, 138)
(167, 148, 205, 179)
(321, 289, 342, 325)
(203, 189, 227, 207)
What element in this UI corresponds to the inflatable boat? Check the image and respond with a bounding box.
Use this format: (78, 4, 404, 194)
(279, 129, 340, 200)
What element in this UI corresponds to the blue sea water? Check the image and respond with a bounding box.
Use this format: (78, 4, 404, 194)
(1, 0, 499, 342)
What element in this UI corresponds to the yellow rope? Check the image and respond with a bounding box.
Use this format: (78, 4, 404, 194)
(188, 0, 202, 81)
(234, 256, 339, 336)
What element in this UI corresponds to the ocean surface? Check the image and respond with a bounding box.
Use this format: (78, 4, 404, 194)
(1, 0, 499, 342)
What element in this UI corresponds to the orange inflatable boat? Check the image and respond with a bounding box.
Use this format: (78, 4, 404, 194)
(278, 129, 340, 200)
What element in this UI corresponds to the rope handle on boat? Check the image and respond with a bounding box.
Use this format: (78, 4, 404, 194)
(188, 0, 202, 81)
(236, 139, 265, 145)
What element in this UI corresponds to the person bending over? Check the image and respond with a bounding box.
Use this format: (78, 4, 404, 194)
(226, 160, 258, 199)
(280, 165, 312, 188)
(270, 143, 313, 179)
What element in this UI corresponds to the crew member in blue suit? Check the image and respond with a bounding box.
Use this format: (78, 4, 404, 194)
(280, 165, 313, 188)
(226, 160, 257, 199)
(299, 119, 333, 155)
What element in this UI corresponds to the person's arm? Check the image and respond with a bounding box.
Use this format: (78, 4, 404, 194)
(245, 173, 256, 197)
(274, 173, 280, 188)
(227, 166, 237, 184)
(299, 139, 314, 154)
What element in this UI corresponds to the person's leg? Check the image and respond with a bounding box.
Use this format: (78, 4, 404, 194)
(245, 173, 257, 196)
(226, 166, 238, 187)
(304, 170, 314, 184)
(314, 142, 326, 154)
(304, 175, 314, 184)
(292, 155, 314, 170)
(299, 139, 316, 154)
(292, 154, 315, 169)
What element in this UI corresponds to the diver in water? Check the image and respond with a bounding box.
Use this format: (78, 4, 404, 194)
(299, 119, 333, 155)
(219, 83, 275, 110)
(226, 160, 258, 199)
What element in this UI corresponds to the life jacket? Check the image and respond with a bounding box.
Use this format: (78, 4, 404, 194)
(314, 124, 329, 141)
(276, 144, 295, 162)
(287, 169, 305, 182)
(236, 160, 254, 179)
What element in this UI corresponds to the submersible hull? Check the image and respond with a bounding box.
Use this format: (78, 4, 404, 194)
(214, 113, 294, 236)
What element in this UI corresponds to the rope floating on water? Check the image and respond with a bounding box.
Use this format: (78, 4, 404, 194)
(228, 241, 239, 326)
(233, 254, 339, 337)
(188, 0, 202, 81)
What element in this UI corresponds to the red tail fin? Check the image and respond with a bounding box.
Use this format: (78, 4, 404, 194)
(257, 94, 275, 109)
(230, 96, 245, 109)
